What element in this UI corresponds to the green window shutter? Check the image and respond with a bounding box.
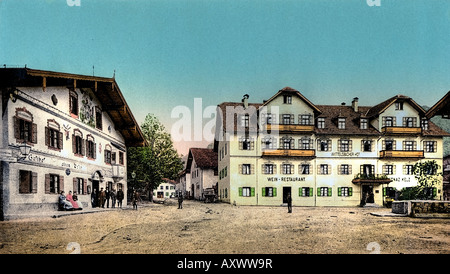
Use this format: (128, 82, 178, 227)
(309, 188, 313, 197)
(433, 187, 437, 197)
(338, 187, 342, 197)
(328, 187, 332, 196)
(349, 187, 353, 196)
(239, 187, 243, 197)
(299, 187, 302, 197)
(262, 187, 266, 197)
(383, 187, 386, 196)
(273, 187, 277, 197)
(251, 187, 255, 197)
(317, 187, 321, 197)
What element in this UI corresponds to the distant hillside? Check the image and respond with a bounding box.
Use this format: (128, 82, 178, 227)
(423, 105, 450, 157)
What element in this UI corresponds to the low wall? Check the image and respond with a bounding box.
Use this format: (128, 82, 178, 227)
(392, 200, 450, 217)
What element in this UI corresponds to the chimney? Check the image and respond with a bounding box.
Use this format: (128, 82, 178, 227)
(242, 94, 249, 109)
(352, 97, 359, 112)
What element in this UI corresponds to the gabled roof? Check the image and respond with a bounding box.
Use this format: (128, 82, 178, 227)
(0, 67, 147, 147)
(425, 91, 450, 119)
(365, 94, 426, 118)
(186, 148, 218, 173)
(261, 87, 322, 114)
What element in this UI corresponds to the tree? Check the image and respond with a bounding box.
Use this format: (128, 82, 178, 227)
(127, 114, 183, 200)
(400, 160, 442, 200)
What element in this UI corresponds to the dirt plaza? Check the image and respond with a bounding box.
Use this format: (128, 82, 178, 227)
(0, 200, 448, 254)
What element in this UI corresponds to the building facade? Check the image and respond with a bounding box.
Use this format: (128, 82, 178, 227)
(153, 179, 176, 201)
(185, 148, 218, 200)
(215, 87, 449, 207)
(0, 68, 146, 220)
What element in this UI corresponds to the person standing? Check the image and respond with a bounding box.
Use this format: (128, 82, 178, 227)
(110, 187, 116, 208)
(132, 190, 139, 210)
(287, 193, 292, 213)
(178, 193, 184, 209)
(99, 187, 106, 208)
(117, 188, 124, 208)
(105, 187, 110, 208)
(91, 189, 97, 208)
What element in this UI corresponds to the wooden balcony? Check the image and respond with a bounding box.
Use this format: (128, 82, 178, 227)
(379, 150, 424, 159)
(265, 124, 315, 133)
(381, 126, 422, 135)
(352, 173, 392, 185)
(262, 149, 316, 157)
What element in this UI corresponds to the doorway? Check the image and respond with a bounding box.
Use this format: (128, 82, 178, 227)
(362, 185, 375, 203)
(283, 187, 292, 203)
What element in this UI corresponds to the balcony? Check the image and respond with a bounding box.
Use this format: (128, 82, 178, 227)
(112, 164, 125, 179)
(381, 126, 422, 135)
(352, 173, 392, 185)
(265, 124, 315, 133)
(379, 150, 424, 159)
(262, 149, 316, 158)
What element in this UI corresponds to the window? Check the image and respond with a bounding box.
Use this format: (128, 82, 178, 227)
(46, 174, 61, 194)
(242, 164, 251, 175)
(339, 139, 351, 152)
(104, 146, 112, 164)
(404, 165, 414, 175)
(338, 118, 346, 129)
(239, 137, 254, 150)
(95, 107, 102, 130)
(338, 187, 353, 197)
(282, 114, 293, 125)
(69, 90, 78, 116)
(86, 135, 96, 159)
(300, 138, 312, 150)
(300, 187, 313, 197)
(318, 139, 331, 151)
(395, 102, 403, 110)
(263, 164, 274, 175)
(262, 113, 276, 125)
(362, 140, 372, 152)
(318, 187, 332, 197)
(282, 164, 293, 175)
(383, 165, 395, 175)
(319, 164, 330, 175)
(384, 140, 395, 151)
(403, 141, 415, 151)
(403, 117, 416, 128)
(421, 119, 429, 130)
(283, 95, 292, 104)
(300, 164, 310, 175)
(424, 141, 437, 153)
(119, 151, 124, 165)
(339, 164, 351, 175)
(299, 114, 312, 125)
(72, 129, 84, 156)
(383, 116, 395, 127)
(360, 118, 368, 129)
(45, 120, 63, 150)
(317, 117, 325, 129)
(19, 170, 37, 194)
(361, 165, 375, 176)
(262, 187, 276, 197)
(239, 187, 254, 197)
(75, 178, 85, 195)
(241, 114, 250, 128)
(262, 137, 276, 150)
(281, 137, 294, 149)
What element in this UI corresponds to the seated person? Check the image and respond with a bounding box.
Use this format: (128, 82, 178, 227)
(58, 191, 74, 211)
(72, 191, 83, 210)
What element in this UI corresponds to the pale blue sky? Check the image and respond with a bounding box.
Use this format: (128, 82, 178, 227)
(1, 0, 450, 154)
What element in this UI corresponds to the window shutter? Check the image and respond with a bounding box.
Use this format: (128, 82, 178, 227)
(93, 143, 96, 159)
(32, 123, 37, 144)
(328, 187, 332, 196)
(45, 127, 49, 146)
(433, 187, 437, 197)
(238, 164, 242, 174)
(31, 172, 38, 193)
(72, 135, 76, 153)
(273, 164, 277, 174)
(261, 164, 265, 174)
(239, 187, 243, 196)
(299, 187, 302, 197)
(73, 178, 78, 194)
(262, 187, 266, 197)
(251, 187, 255, 197)
(83, 179, 87, 195)
(337, 165, 341, 175)
(273, 187, 277, 197)
(290, 114, 294, 125)
(45, 174, 50, 194)
(58, 131, 63, 149)
(349, 187, 353, 196)
(328, 164, 332, 175)
(19, 170, 30, 194)
(59, 176, 64, 193)
(250, 164, 254, 175)
(14, 117, 20, 139)
(317, 187, 321, 197)
(383, 187, 386, 196)
(338, 187, 342, 196)
(81, 138, 85, 156)
(349, 165, 352, 175)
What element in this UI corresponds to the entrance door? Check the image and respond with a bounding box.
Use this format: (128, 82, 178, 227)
(283, 187, 292, 203)
(362, 185, 375, 203)
(191, 184, 195, 199)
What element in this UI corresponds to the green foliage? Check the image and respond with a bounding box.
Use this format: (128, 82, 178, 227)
(127, 114, 183, 198)
(399, 160, 442, 200)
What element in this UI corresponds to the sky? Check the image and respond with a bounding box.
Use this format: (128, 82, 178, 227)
(1, 0, 450, 155)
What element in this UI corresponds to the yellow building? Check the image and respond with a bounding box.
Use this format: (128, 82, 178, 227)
(214, 87, 449, 207)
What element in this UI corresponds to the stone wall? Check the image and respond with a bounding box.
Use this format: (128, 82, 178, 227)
(392, 200, 450, 217)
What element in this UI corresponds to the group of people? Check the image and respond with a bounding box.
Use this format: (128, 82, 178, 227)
(91, 187, 125, 209)
(58, 191, 83, 211)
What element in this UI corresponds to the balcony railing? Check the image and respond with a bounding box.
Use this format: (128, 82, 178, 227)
(381, 126, 422, 135)
(352, 173, 392, 184)
(379, 150, 424, 159)
(262, 149, 316, 157)
(265, 124, 315, 133)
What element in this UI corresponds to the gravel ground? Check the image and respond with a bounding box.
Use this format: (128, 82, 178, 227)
(0, 200, 449, 254)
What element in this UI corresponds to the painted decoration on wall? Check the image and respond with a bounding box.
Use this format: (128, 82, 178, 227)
(79, 90, 95, 128)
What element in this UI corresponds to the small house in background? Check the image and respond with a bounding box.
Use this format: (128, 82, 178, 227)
(186, 148, 218, 200)
(153, 178, 176, 201)
(444, 155, 450, 201)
